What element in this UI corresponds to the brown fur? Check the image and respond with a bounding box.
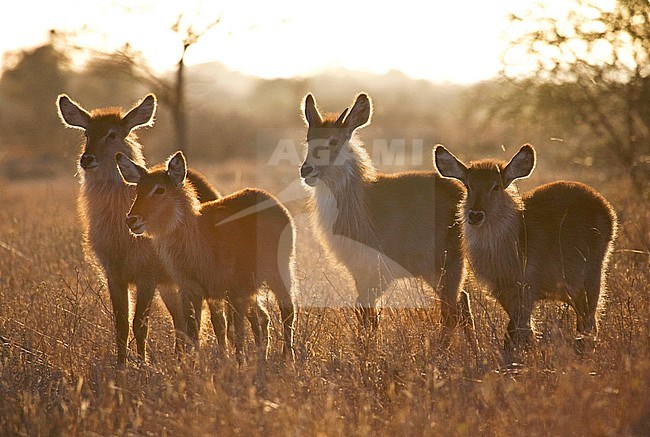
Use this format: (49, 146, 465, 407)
(300, 93, 474, 348)
(435, 144, 617, 353)
(57, 94, 225, 366)
(117, 152, 296, 363)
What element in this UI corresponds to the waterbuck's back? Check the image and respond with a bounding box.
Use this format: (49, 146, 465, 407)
(521, 181, 616, 294)
(364, 171, 463, 274)
(200, 188, 293, 272)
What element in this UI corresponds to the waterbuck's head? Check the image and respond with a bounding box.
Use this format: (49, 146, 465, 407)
(434, 144, 536, 227)
(116, 151, 195, 237)
(57, 94, 156, 180)
(300, 93, 373, 187)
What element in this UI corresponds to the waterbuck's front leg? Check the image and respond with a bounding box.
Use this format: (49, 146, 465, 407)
(498, 284, 535, 353)
(107, 275, 130, 367)
(132, 278, 157, 362)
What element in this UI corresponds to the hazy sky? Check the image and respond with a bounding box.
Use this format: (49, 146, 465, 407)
(2, 0, 542, 83)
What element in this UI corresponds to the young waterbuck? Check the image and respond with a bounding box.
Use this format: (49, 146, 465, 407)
(116, 151, 296, 363)
(434, 144, 617, 353)
(300, 93, 474, 348)
(57, 94, 227, 366)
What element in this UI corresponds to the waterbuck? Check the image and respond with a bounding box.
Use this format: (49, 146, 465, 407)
(434, 144, 617, 353)
(116, 151, 296, 363)
(300, 93, 474, 348)
(57, 94, 227, 366)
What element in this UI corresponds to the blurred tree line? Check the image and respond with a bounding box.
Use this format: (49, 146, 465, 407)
(494, 0, 650, 194)
(0, 0, 648, 193)
(0, 34, 484, 174)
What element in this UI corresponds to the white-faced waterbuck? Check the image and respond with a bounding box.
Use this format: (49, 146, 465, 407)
(300, 93, 474, 348)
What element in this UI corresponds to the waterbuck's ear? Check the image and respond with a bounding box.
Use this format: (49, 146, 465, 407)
(434, 145, 468, 184)
(166, 151, 187, 188)
(503, 144, 536, 186)
(57, 94, 90, 130)
(343, 93, 372, 131)
(123, 94, 157, 132)
(302, 93, 323, 127)
(116, 153, 146, 185)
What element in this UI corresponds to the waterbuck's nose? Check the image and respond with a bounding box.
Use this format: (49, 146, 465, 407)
(126, 215, 140, 230)
(300, 164, 314, 179)
(468, 210, 485, 226)
(79, 153, 98, 169)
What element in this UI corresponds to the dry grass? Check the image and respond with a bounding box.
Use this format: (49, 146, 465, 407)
(0, 160, 648, 436)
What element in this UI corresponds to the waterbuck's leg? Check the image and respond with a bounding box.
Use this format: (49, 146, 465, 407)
(427, 255, 466, 350)
(268, 274, 295, 362)
(247, 301, 270, 362)
(354, 276, 382, 331)
(107, 276, 130, 367)
(207, 299, 229, 350)
(574, 257, 605, 353)
(157, 284, 185, 353)
(132, 278, 157, 362)
(180, 290, 203, 351)
(499, 285, 535, 352)
(231, 297, 248, 366)
(458, 290, 478, 352)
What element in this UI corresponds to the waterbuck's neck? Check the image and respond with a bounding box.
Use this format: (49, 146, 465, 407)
(79, 171, 134, 231)
(148, 191, 216, 290)
(462, 186, 525, 287)
(152, 184, 202, 238)
(311, 139, 378, 246)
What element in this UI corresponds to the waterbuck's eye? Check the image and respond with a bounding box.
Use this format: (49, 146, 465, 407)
(328, 138, 339, 147)
(107, 131, 117, 141)
(492, 184, 501, 192)
(153, 186, 166, 196)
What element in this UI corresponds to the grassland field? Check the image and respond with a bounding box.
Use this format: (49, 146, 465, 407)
(0, 152, 648, 435)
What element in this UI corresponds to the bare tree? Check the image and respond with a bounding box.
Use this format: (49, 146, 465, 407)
(94, 13, 221, 153)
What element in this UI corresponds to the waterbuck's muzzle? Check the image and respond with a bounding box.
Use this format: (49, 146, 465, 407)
(468, 210, 485, 226)
(80, 153, 98, 170)
(300, 163, 319, 186)
(126, 214, 145, 235)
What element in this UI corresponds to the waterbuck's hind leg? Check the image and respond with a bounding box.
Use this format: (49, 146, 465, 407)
(207, 299, 229, 350)
(426, 256, 465, 350)
(354, 277, 383, 332)
(574, 261, 605, 354)
(231, 297, 249, 366)
(180, 291, 204, 353)
(267, 274, 296, 362)
(246, 301, 270, 362)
